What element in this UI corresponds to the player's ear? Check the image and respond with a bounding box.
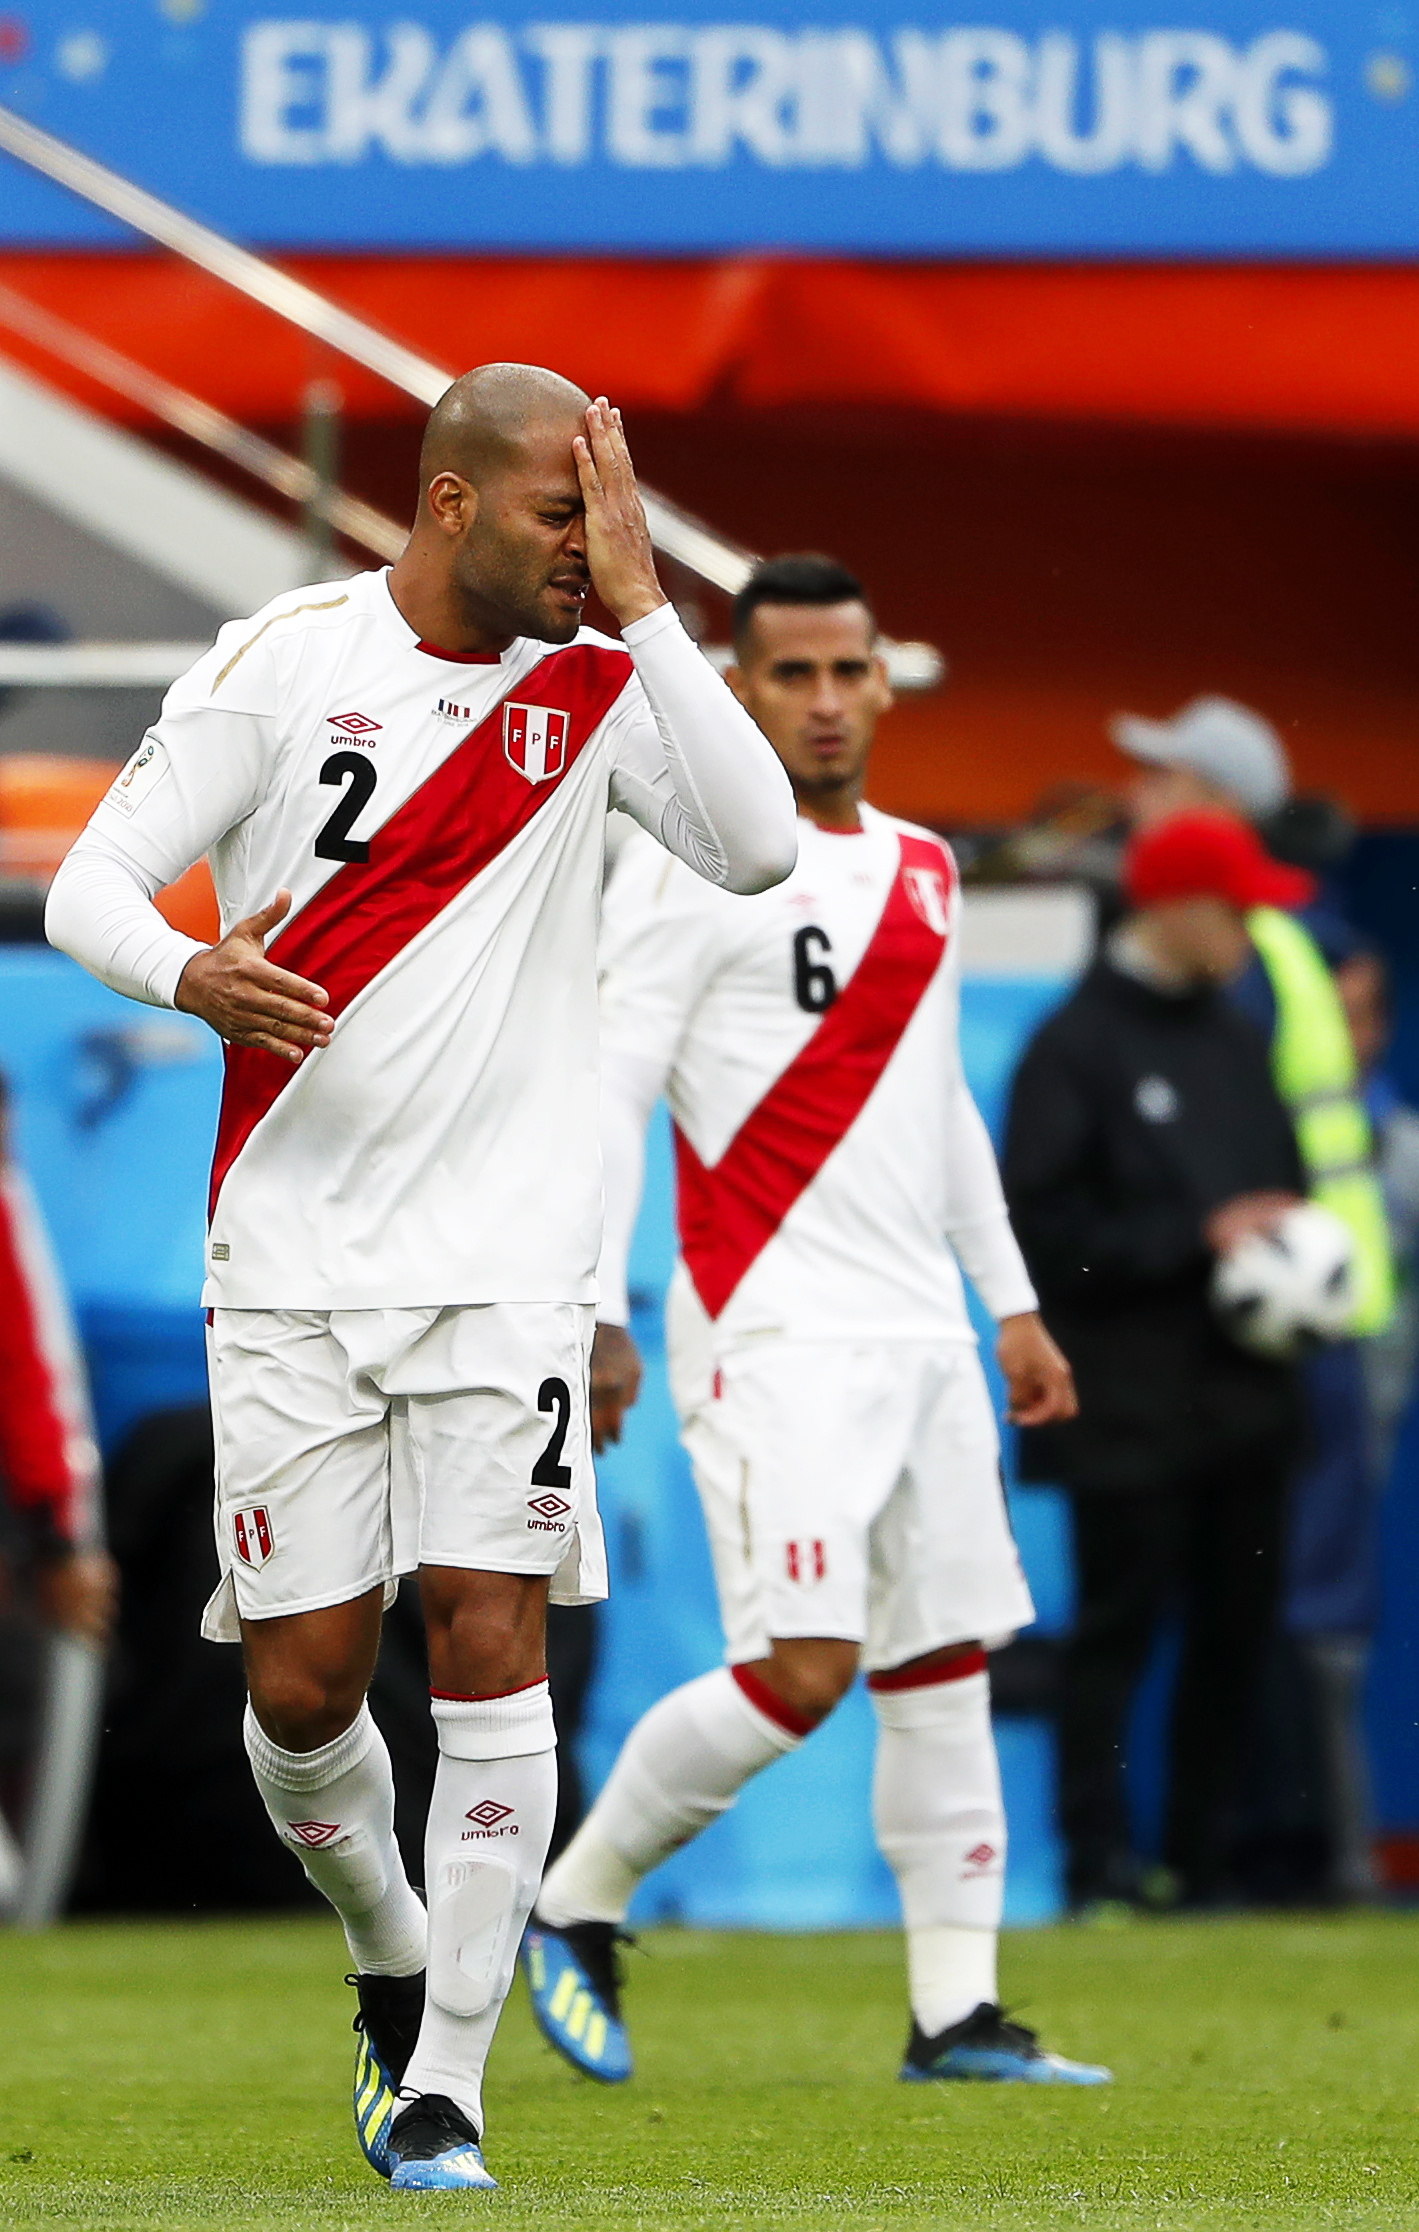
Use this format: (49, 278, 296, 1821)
(870, 652, 894, 716)
(425, 471, 475, 538)
(724, 663, 749, 707)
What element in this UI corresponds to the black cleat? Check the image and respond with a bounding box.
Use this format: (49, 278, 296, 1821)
(521, 1915, 635, 2081)
(387, 2093, 497, 2190)
(901, 2001, 1112, 2085)
(349, 1970, 426, 2176)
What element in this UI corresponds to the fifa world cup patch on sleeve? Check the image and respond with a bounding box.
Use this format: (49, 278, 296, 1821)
(105, 734, 171, 816)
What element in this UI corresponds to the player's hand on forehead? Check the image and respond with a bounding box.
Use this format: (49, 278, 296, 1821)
(573, 399, 665, 631)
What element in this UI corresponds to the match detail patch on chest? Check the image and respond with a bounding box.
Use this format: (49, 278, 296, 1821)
(504, 702, 569, 783)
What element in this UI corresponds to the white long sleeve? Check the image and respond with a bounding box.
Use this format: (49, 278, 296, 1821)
(45, 825, 206, 1009)
(943, 1077, 1039, 1322)
(608, 603, 797, 894)
(596, 835, 731, 1323)
(596, 1047, 670, 1326)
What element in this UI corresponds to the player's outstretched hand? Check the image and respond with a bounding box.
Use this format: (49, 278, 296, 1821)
(997, 1311, 1078, 1428)
(175, 892, 333, 1064)
(590, 1321, 644, 1453)
(574, 400, 666, 630)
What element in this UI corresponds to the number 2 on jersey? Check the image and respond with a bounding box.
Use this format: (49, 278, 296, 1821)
(532, 1376, 574, 1489)
(314, 751, 378, 863)
(793, 925, 837, 1013)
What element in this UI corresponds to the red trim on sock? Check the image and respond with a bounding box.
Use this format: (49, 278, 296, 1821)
(429, 1677, 549, 1703)
(730, 1663, 814, 1741)
(867, 1647, 988, 1693)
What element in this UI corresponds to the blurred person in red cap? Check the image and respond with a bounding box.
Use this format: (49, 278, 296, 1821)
(1002, 812, 1310, 1914)
(1114, 707, 1398, 1907)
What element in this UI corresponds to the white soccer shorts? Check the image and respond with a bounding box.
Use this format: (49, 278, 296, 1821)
(668, 1326, 1034, 1672)
(201, 1302, 605, 1641)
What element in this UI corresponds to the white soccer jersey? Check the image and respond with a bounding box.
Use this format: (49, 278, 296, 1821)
(47, 568, 795, 1309)
(597, 806, 1038, 1344)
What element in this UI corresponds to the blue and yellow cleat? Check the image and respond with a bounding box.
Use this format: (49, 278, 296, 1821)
(521, 1915, 634, 2083)
(387, 2095, 498, 2191)
(901, 2002, 1113, 2086)
(348, 1971, 427, 2177)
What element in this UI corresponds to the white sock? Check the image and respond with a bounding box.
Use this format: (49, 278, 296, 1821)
(538, 1666, 804, 1928)
(870, 1665, 1005, 2036)
(244, 1703, 425, 1977)
(400, 1682, 558, 2136)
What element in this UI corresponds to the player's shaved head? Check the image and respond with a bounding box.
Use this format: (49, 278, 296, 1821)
(420, 363, 591, 491)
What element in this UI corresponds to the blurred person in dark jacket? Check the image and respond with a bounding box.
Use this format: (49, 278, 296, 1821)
(1004, 813, 1311, 1913)
(1111, 703, 1396, 1904)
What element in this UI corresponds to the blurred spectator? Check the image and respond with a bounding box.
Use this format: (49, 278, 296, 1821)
(1112, 696, 1291, 827)
(1113, 696, 1394, 1336)
(1003, 814, 1309, 1912)
(1339, 953, 1419, 1470)
(0, 1078, 113, 1645)
(1114, 704, 1395, 1902)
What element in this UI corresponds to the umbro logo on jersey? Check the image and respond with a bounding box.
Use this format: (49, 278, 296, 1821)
(232, 1506, 273, 1567)
(288, 1820, 341, 1848)
(463, 1800, 519, 1840)
(327, 711, 381, 738)
(504, 702, 569, 784)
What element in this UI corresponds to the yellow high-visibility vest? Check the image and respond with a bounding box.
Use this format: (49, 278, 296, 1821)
(1248, 905, 1396, 1336)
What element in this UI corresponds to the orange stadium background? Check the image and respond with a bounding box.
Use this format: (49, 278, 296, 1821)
(3, 250, 1416, 839)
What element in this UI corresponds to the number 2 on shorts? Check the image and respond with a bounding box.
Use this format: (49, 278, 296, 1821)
(532, 1376, 573, 1489)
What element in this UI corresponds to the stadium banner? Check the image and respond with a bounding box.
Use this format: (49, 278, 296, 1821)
(0, 2, 1415, 254)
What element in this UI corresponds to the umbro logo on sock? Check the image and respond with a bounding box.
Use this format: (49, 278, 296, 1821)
(288, 1820, 342, 1847)
(463, 1801, 518, 1841)
(961, 1842, 1000, 1876)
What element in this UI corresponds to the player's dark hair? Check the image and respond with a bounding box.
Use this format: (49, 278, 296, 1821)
(731, 553, 874, 657)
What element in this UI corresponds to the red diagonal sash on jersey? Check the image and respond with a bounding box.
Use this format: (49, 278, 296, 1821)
(674, 832, 955, 1320)
(209, 642, 631, 1216)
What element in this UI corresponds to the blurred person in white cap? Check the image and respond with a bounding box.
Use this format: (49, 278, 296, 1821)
(1112, 697, 1395, 1904)
(1111, 694, 1392, 1338)
(1113, 696, 1293, 829)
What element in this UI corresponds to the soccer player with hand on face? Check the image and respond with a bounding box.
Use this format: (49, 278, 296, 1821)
(526, 555, 1110, 2089)
(45, 370, 796, 2190)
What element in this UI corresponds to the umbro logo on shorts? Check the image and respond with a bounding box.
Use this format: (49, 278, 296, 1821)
(504, 702, 569, 783)
(288, 1820, 341, 1847)
(527, 1492, 571, 1533)
(463, 1801, 519, 1840)
(232, 1505, 274, 1567)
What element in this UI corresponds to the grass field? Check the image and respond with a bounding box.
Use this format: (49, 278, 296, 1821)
(1, 1914, 1416, 2229)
